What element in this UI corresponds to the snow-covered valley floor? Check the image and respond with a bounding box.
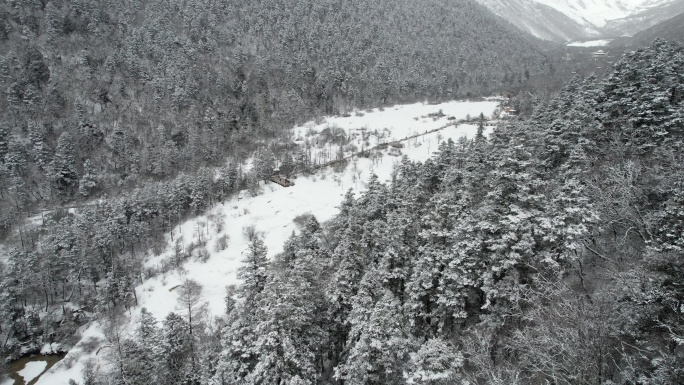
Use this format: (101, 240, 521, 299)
(567, 39, 612, 47)
(23, 98, 502, 385)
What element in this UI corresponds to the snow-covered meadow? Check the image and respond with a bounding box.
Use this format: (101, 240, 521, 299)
(29, 98, 501, 385)
(567, 39, 612, 47)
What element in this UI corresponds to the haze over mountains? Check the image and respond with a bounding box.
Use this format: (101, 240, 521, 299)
(476, 0, 684, 41)
(612, 10, 684, 45)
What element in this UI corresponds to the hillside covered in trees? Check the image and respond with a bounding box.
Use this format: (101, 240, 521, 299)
(0, 0, 550, 232)
(2, 1, 683, 384)
(11, 39, 676, 385)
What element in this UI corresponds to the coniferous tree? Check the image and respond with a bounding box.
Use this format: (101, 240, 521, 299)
(237, 228, 269, 305)
(404, 338, 463, 385)
(79, 158, 98, 196)
(50, 131, 79, 196)
(160, 312, 191, 385)
(338, 285, 416, 385)
(0, 124, 9, 161)
(177, 279, 206, 373)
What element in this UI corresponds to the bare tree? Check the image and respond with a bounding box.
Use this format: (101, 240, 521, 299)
(177, 278, 207, 371)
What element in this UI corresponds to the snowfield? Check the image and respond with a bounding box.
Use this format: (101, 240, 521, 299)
(32, 98, 501, 385)
(533, 0, 675, 28)
(18, 361, 47, 383)
(0, 361, 46, 385)
(567, 39, 612, 47)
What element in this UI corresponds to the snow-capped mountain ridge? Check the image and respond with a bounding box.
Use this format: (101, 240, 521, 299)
(475, 0, 684, 41)
(535, 0, 675, 27)
(476, 0, 600, 41)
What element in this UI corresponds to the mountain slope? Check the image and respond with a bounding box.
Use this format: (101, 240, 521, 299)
(534, 0, 674, 27)
(0, 0, 550, 379)
(0, 0, 550, 232)
(603, 0, 684, 37)
(476, 0, 684, 41)
(210, 39, 684, 385)
(612, 13, 684, 46)
(31, 99, 502, 385)
(476, 0, 597, 41)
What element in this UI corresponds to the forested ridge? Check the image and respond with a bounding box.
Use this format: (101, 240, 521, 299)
(200, 40, 684, 385)
(0, 0, 549, 368)
(0, 0, 549, 230)
(0, 0, 550, 373)
(6, 39, 675, 385)
(1, 0, 683, 384)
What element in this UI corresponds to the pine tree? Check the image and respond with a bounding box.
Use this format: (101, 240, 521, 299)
(357, 174, 389, 221)
(404, 338, 463, 385)
(476, 112, 485, 140)
(45, 2, 61, 43)
(28, 123, 51, 170)
(237, 228, 269, 305)
(177, 279, 206, 372)
(337, 287, 416, 385)
(328, 227, 366, 321)
(247, 262, 327, 384)
(252, 147, 276, 182)
(6, 82, 22, 109)
(23, 48, 50, 86)
(237, 216, 330, 384)
(326, 229, 365, 367)
(120, 339, 155, 385)
(0, 125, 9, 161)
(109, 125, 130, 173)
(160, 312, 191, 385)
(189, 169, 211, 214)
(598, 39, 684, 156)
(138, 307, 159, 347)
(22, 83, 40, 106)
(50, 131, 79, 196)
(0, 57, 9, 79)
(79, 159, 98, 196)
(280, 152, 296, 175)
(0, 255, 29, 339)
(215, 309, 259, 384)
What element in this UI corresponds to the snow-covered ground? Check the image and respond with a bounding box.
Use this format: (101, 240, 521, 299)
(0, 361, 47, 385)
(293, 100, 499, 167)
(17, 361, 47, 383)
(567, 39, 612, 47)
(32, 98, 501, 385)
(534, 0, 674, 28)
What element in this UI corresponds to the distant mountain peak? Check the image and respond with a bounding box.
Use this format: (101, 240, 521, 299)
(475, 0, 684, 41)
(533, 0, 675, 27)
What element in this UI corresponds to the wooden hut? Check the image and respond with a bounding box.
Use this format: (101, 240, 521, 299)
(270, 174, 295, 187)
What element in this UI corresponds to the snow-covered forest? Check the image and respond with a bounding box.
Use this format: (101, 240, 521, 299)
(1, 1, 548, 379)
(1, 0, 684, 384)
(207, 41, 684, 385)
(0, 0, 550, 230)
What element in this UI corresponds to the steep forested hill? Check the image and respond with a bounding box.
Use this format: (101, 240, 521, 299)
(6, 1, 684, 384)
(0, 0, 550, 232)
(193, 39, 681, 384)
(0, 0, 553, 377)
(20, 38, 679, 385)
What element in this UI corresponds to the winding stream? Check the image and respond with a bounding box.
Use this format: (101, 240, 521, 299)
(3, 354, 66, 385)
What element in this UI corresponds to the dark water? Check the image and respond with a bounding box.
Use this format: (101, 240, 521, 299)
(4, 354, 66, 385)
